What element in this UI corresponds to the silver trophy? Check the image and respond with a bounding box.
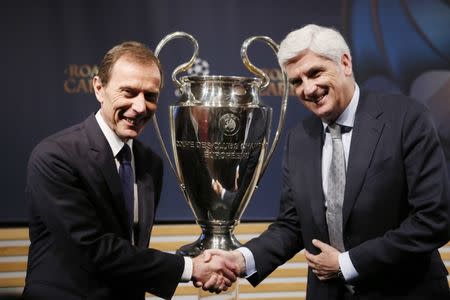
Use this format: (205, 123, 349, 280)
(154, 32, 288, 257)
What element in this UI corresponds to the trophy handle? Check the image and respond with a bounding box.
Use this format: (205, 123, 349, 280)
(155, 31, 199, 88)
(240, 36, 289, 184)
(153, 32, 199, 185)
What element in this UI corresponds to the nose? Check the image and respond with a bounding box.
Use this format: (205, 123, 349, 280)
(302, 79, 317, 99)
(132, 94, 146, 114)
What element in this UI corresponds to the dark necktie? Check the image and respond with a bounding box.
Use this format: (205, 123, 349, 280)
(326, 123, 346, 251)
(117, 144, 134, 235)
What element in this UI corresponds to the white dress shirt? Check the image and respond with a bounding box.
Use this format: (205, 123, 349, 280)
(95, 111, 138, 226)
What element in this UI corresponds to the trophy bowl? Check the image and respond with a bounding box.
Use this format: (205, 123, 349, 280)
(154, 32, 288, 257)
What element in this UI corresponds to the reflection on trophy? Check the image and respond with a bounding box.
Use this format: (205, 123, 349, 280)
(154, 32, 288, 299)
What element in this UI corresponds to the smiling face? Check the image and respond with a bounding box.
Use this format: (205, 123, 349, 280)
(93, 55, 161, 141)
(285, 50, 355, 123)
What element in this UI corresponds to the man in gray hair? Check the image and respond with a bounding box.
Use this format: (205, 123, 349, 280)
(205, 24, 450, 299)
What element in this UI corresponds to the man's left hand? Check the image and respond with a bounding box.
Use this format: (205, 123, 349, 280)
(304, 239, 340, 281)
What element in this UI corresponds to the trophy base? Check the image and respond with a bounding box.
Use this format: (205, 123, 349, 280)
(176, 222, 242, 257)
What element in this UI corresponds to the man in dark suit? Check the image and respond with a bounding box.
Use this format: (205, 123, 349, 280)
(205, 24, 450, 299)
(23, 41, 237, 300)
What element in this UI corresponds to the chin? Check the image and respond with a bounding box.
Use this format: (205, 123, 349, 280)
(117, 130, 139, 141)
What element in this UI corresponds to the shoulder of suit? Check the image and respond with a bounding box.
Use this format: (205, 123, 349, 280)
(288, 113, 321, 137)
(362, 90, 428, 120)
(363, 90, 420, 107)
(30, 118, 89, 163)
(133, 139, 163, 164)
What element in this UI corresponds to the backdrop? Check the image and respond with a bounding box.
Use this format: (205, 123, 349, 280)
(1, 0, 449, 224)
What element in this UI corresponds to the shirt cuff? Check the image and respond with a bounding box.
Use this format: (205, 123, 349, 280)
(181, 256, 193, 282)
(236, 247, 256, 277)
(338, 251, 359, 281)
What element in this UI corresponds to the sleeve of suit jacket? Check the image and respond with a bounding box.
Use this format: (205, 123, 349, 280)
(244, 134, 305, 286)
(26, 137, 184, 299)
(348, 97, 449, 282)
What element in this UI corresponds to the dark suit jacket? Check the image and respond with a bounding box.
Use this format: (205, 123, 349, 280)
(245, 91, 450, 300)
(23, 114, 184, 300)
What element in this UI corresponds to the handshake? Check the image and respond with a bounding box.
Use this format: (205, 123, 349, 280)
(190, 249, 246, 293)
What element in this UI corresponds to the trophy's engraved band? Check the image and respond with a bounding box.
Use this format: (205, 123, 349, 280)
(175, 140, 264, 159)
(205, 152, 247, 160)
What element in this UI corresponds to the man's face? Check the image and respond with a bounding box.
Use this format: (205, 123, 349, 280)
(285, 50, 354, 123)
(93, 56, 161, 141)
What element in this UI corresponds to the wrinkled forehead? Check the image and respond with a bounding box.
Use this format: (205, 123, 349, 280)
(113, 54, 160, 71)
(285, 49, 334, 68)
(109, 56, 162, 86)
(284, 50, 335, 75)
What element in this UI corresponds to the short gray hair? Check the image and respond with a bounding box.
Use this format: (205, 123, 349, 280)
(277, 24, 351, 68)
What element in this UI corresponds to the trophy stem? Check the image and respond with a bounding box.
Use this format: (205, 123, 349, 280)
(176, 221, 242, 257)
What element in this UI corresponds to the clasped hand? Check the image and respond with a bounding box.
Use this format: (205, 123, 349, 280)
(304, 239, 341, 280)
(191, 249, 245, 293)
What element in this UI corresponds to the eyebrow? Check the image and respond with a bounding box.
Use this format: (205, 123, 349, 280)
(288, 65, 327, 86)
(119, 86, 136, 92)
(120, 86, 159, 94)
(305, 66, 325, 77)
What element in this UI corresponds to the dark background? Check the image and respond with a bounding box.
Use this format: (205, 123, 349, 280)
(1, 0, 449, 224)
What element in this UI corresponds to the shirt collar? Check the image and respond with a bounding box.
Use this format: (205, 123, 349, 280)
(322, 83, 360, 131)
(95, 110, 133, 157)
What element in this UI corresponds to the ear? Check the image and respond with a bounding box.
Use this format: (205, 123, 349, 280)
(341, 53, 353, 77)
(92, 76, 104, 104)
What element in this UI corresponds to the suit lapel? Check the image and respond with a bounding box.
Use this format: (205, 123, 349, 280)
(343, 92, 384, 227)
(84, 115, 131, 238)
(134, 142, 155, 248)
(301, 117, 328, 238)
